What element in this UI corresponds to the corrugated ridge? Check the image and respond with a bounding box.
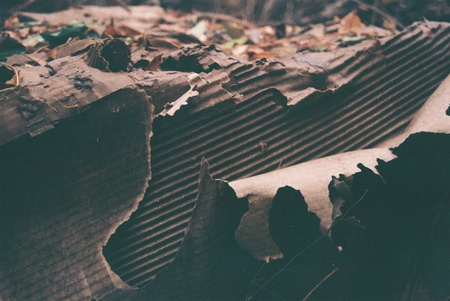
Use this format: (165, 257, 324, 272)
(1, 155, 146, 300)
(0, 89, 152, 301)
(108, 25, 450, 284)
(103, 22, 450, 287)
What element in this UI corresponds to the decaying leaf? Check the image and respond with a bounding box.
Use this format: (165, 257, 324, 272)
(186, 19, 209, 42)
(0, 32, 26, 59)
(40, 23, 91, 46)
(0, 63, 19, 89)
(338, 11, 363, 36)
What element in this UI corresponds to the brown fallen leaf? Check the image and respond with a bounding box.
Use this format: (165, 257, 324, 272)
(0, 63, 20, 89)
(105, 24, 142, 39)
(338, 11, 363, 36)
(146, 37, 182, 49)
(23, 53, 47, 66)
(3, 15, 20, 29)
(147, 53, 163, 71)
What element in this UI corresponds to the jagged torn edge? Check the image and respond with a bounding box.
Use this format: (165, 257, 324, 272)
(102, 88, 154, 293)
(224, 148, 396, 262)
(224, 71, 450, 262)
(158, 71, 243, 117)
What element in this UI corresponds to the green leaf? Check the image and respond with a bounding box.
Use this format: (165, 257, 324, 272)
(309, 45, 329, 52)
(187, 20, 208, 42)
(341, 35, 367, 45)
(0, 33, 26, 61)
(40, 23, 89, 46)
(219, 35, 248, 49)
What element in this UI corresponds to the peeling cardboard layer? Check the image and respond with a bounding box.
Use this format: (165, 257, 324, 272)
(126, 131, 449, 300)
(0, 88, 152, 301)
(260, 132, 449, 301)
(114, 159, 258, 301)
(158, 72, 241, 117)
(104, 21, 450, 286)
(0, 59, 134, 144)
(1, 20, 449, 299)
(0, 56, 189, 145)
(229, 70, 450, 261)
(229, 148, 396, 260)
(229, 69, 450, 260)
(132, 100, 449, 300)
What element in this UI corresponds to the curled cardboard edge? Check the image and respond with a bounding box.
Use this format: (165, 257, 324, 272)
(0, 56, 187, 146)
(119, 158, 257, 301)
(227, 72, 450, 261)
(103, 88, 154, 292)
(0, 51, 157, 299)
(0, 87, 153, 301)
(156, 41, 379, 117)
(105, 22, 450, 285)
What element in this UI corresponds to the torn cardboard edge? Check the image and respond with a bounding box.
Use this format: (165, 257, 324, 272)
(141, 70, 450, 284)
(0, 87, 153, 301)
(158, 42, 375, 116)
(1, 21, 446, 146)
(227, 71, 450, 261)
(0, 20, 449, 300)
(228, 148, 396, 260)
(139, 132, 449, 300)
(126, 158, 257, 300)
(105, 21, 450, 287)
(155, 22, 447, 119)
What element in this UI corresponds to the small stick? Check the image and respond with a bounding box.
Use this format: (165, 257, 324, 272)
(78, 0, 130, 12)
(302, 267, 339, 301)
(112, 0, 131, 13)
(15, 0, 38, 11)
(277, 159, 283, 170)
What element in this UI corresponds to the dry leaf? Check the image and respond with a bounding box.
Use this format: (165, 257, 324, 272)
(338, 11, 362, 36)
(4, 16, 20, 29)
(147, 53, 163, 71)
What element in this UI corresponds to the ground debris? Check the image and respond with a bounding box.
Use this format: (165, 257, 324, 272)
(0, 4, 449, 301)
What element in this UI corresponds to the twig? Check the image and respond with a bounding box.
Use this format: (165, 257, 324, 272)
(248, 281, 289, 301)
(194, 11, 243, 24)
(302, 267, 339, 301)
(277, 159, 283, 170)
(245, 261, 266, 300)
(351, 0, 405, 29)
(112, 0, 131, 13)
(24, 54, 47, 66)
(246, 236, 324, 300)
(78, 0, 130, 12)
(247, 189, 369, 300)
(328, 189, 369, 233)
(14, 0, 38, 11)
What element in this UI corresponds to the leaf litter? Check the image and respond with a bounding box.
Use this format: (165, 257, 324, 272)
(1, 6, 396, 65)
